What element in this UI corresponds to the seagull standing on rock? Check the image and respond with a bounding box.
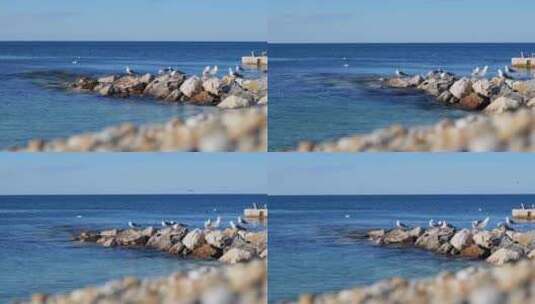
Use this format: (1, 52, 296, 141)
(506, 216, 517, 226)
(128, 221, 141, 229)
(395, 69, 409, 77)
(429, 219, 440, 228)
(237, 216, 249, 225)
(126, 66, 135, 75)
(471, 217, 490, 230)
(230, 220, 247, 231)
(497, 221, 514, 231)
(209, 65, 218, 77)
(395, 220, 409, 229)
(161, 220, 176, 227)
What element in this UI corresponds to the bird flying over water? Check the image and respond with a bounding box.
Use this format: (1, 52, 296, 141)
(471, 217, 490, 230)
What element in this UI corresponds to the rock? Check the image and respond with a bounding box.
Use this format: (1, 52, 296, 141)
(113, 76, 146, 95)
(219, 248, 254, 264)
(415, 227, 455, 251)
(437, 242, 455, 255)
(449, 78, 473, 99)
(101, 238, 117, 248)
(473, 231, 493, 249)
(116, 229, 149, 246)
(97, 84, 114, 96)
(164, 89, 182, 102)
(459, 93, 488, 111)
(168, 242, 186, 256)
(407, 75, 424, 87)
(527, 97, 535, 108)
(528, 249, 535, 259)
(139, 73, 154, 84)
(437, 91, 454, 103)
(190, 91, 216, 105)
(190, 243, 222, 259)
(205, 230, 229, 249)
(418, 78, 454, 96)
(218, 95, 252, 109)
(145, 228, 186, 251)
(100, 229, 118, 237)
(484, 96, 523, 114)
(512, 79, 535, 95)
(472, 79, 495, 98)
(182, 229, 205, 250)
(460, 244, 488, 258)
(383, 229, 415, 244)
(510, 231, 535, 247)
(98, 75, 118, 83)
(202, 77, 222, 95)
(257, 95, 268, 105)
(486, 247, 523, 265)
(141, 226, 156, 238)
(386, 77, 412, 88)
(450, 229, 473, 251)
(143, 77, 172, 99)
(179, 76, 203, 98)
(408, 227, 424, 238)
(368, 229, 386, 240)
(77, 231, 100, 242)
(74, 77, 98, 90)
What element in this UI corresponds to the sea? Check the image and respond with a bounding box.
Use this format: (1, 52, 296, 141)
(0, 41, 266, 149)
(268, 194, 535, 303)
(0, 194, 266, 303)
(268, 43, 535, 150)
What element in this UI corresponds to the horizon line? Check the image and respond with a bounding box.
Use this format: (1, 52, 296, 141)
(0, 40, 267, 43)
(1, 193, 534, 197)
(0, 193, 266, 197)
(269, 41, 535, 45)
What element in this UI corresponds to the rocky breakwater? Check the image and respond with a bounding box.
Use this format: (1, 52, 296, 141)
(22, 260, 266, 304)
(384, 70, 535, 112)
(70, 69, 267, 109)
(367, 223, 535, 266)
(75, 225, 267, 264)
(12, 106, 266, 152)
(292, 258, 535, 304)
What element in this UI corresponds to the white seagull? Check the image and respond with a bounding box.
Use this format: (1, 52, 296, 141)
(161, 220, 176, 227)
(505, 216, 517, 226)
(471, 217, 490, 230)
(429, 219, 440, 228)
(471, 67, 481, 77)
(209, 65, 218, 76)
(497, 221, 514, 231)
(230, 220, 247, 231)
(395, 69, 409, 77)
(441, 220, 452, 229)
(128, 221, 141, 229)
(204, 218, 213, 229)
(213, 216, 221, 229)
(126, 66, 136, 75)
(497, 69, 514, 80)
(237, 216, 249, 225)
(395, 220, 409, 229)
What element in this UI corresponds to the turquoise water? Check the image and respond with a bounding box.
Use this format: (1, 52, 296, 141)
(269, 194, 535, 303)
(0, 41, 266, 149)
(268, 43, 535, 150)
(0, 194, 266, 303)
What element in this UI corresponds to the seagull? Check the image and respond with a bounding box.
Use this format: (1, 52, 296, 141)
(395, 69, 409, 77)
(478, 66, 488, 77)
(395, 220, 409, 229)
(505, 216, 517, 226)
(76, 215, 83, 218)
(126, 66, 135, 75)
(228, 67, 243, 78)
(172, 223, 187, 230)
(441, 220, 452, 229)
(235, 65, 243, 72)
(72, 60, 79, 65)
(237, 216, 249, 225)
(213, 216, 221, 228)
(128, 221, 141, 229)
(521, 203, 526, 209)
(497, 69, 514, 80)
(204, 218, 213, 229)
(158, 69, 165, 75)
(429, 219, 440, 228)
(170, 70, 178, 76)
(472, 67, 481, 77)
(209, 65, 218, 76)
(471, 217, 490, 230)
(497, 221, 514, 231)
(505, 65, 518, 74)
(230, 220, 247, 231)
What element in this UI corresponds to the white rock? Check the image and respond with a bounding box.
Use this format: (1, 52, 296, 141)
(217, 95, 252, 109)
(202, 77, 221, 95)
(449, 78, 473, 99)
(182, 229, 205, 250)
(484, 96, 523, 114)
(179, 76, 203, 98)
(450, 229, 473, 251)
(219, 248, 254, 264)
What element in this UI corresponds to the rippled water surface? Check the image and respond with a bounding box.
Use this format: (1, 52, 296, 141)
(0, 194, 266, 303)
(268, 43, 535, 150)
(269, 194, 535, 303)
(0, 41, 266, 149)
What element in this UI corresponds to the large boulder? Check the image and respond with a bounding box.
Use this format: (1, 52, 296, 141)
(510, 231, 535, 247)
(484, 96, 523, 114)
(472, 79, 495, 98)
(415, 227, 455, 251)
(202, 77, 222, 95)
(383, 228, 415, 244)
(512, 79, 535, 95)
(219, 248, 254, 264)
(459, 93, 488, 111)
(205, 230, 230, 249)
(460, 244, 488, 258)
(145, 227, 188, 251)
(113, 76, 146, 95)
(217, 95, 252, 109)
(450, 229, 473, 251)
(179, 76, 203, 98)
(98, 75, 118, 84)
(386, 77, 412, 88)
(190, 91, 216, 105)
(190, 243, 222, 259)
(417, 78, 454, 96)
(116, 229, 149, 246)
(449, 78, 473, 100)
(182, 229, 205, 250)
(486, 247, 523, 265)
(473, 231, 494, 249)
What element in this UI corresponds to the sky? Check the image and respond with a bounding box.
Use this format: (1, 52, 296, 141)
(269, 0, 535, 43)
(269, 154, 535, 195)
(0, 0, 266, 41)
(0, 154, 265, 195)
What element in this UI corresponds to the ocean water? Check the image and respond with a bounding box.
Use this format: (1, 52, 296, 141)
(0, 194, 266, 303)
(269, 194, 535, 303)
(0, 41, 266, 149)
(268, 43, 535, 150)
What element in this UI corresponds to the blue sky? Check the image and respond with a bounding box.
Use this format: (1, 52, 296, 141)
(269, 154, 535, 195)
(0, 0, 266, 41)
(270, 0, 535, 43)
(0, 154, 265, 195)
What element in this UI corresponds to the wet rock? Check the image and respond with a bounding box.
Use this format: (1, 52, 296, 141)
(386, 77, 412, 88)
(473, 230, 494, 249)
(190, 243, 222, 259)
(459, 93, 488, 111)
(168, 242, 186, 256)
(450, 77, 473, 99)
(460, 244, 488, 258)
(190, 91, 216, 105)
(383, 229, 415, 244)
(437, 91, 454, 103)
(218, 95, 252, 109)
